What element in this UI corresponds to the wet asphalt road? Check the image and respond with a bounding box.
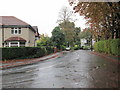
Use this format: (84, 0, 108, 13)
(1, 50, 119, 88)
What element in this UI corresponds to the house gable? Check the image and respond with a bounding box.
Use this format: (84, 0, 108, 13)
(0, 16, 38, 47)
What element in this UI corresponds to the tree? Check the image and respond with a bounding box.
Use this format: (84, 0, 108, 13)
(37, 34, 52, 47)
(57, 7, 81, 47)
(79, 28, 92, 46)
(57, 6, 76, 23)
(74, 27, 81, 44)
(59, 21, 75, 47)
(68, 1, 120, 40)
(51, 26, 65, 49)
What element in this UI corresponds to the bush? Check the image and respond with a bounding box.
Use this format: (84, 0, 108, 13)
(1, 47, 54, 60)
(83, 45, 91, 50)
(73, 45, 79, 50)
(93, 39, 120, 56)
(110, 39, 120, 56)
(45, 46, 54, 55)
(60, 45, 66, 50)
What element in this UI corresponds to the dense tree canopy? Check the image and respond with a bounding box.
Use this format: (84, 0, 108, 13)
(57, 7, 79, 47)
(37, 34, 52, 46)
(79, 28, 92, 45)
(79, 28, 91, 40)
(59, 21, 75, 47)
(51, 26, 65, 49)
(68, 1, 120, 40)
(73, 27, 81, 45)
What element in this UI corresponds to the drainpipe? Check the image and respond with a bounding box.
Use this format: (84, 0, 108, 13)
(34, 36, 36, 47)
(34, 39, 35, 47)
(2, 25, 4, 47)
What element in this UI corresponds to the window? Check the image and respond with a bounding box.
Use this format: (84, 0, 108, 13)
(11, 28, 21, 34)
(20, 42, 25, 47)
(11, 41, 18, 47)
(5, 42, 9, 47)
(5, 41, 26, 47)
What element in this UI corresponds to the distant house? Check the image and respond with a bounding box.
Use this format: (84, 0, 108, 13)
(81, 38, 88, 47)
(32, 26, 40, 40)
(0, 16, 40, 47)
(81, 38, 95, 47)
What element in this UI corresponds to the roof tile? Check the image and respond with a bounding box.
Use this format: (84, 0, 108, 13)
(0, 16, 29, 25)
(5, 37, 26, 41)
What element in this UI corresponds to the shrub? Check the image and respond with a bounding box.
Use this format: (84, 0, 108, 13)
(83, 45, 91, 50)
(73, 45, 79, 50)
(93, 39, 120, 56)
(110, 39, 120, 56)
(45, 46, 54, 55)
(1, 47, 54, 60)
(60, 45, 66, 50)
(94, 42, 99, 51)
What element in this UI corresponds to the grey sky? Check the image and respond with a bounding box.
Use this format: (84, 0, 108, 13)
(0, 0, 87, 36)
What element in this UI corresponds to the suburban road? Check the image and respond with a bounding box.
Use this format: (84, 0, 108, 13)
(1, 50, 119, 88)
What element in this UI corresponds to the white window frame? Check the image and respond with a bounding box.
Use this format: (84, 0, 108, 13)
(10, 41, 19, 47)
(11, 28, 21, 34)
(6, 41, 25, 47)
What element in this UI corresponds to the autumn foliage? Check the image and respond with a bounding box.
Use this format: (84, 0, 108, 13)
(68, 1, 120, 41)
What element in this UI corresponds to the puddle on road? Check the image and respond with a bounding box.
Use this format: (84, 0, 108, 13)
(55, 65, 66, 68)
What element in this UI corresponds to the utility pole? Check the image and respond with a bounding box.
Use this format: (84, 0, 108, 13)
(90, 34, 93, 51)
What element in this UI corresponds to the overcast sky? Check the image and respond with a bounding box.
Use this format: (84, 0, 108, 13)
(0, 0, 88, 36)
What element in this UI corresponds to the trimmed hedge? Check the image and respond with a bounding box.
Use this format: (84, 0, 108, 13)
(44, 46, 54, 55)
(1, 47, 54, 60)
(93, 39, 120, 56)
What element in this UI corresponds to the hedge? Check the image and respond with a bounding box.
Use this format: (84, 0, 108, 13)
(1, 47, 54, 60)
(83, 45, 91, 50)
(93, 39, 120, 56)
(45, 46, 54, 55)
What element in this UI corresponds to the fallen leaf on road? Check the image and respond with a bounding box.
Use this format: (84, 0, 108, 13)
(103, 64, 106, 66)
(66, 78, 69, 79)
(74, 70, 77, 72)
(76, 59, 79, 61)
(75, 83, 79, 85)
(94, 66, 100, 69)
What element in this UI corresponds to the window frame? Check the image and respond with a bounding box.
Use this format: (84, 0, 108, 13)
(11, 28, 21, 34)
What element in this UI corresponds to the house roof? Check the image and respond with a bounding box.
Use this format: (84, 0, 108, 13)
(32, 26, 38, 32)
(0, 16, 29, 25)
(32, 26, 40, 37)
(5, 37, 26, 42)
(0, 16, 38, 33)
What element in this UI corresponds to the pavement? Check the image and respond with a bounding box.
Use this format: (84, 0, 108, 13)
(0, 52, 64, 69)
(90, 51, 120, 64)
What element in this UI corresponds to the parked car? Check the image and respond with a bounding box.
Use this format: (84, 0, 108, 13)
(66, 47, 70, 51)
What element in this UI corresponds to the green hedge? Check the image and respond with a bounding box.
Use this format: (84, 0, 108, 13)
(1, 47, 54, 60)
(83, 45, 91, 50)
(93, 39, 120, 56)
(44, 46, 54, 55)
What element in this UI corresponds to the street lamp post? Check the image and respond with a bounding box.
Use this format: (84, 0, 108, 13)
(90, 31, 93, 51)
